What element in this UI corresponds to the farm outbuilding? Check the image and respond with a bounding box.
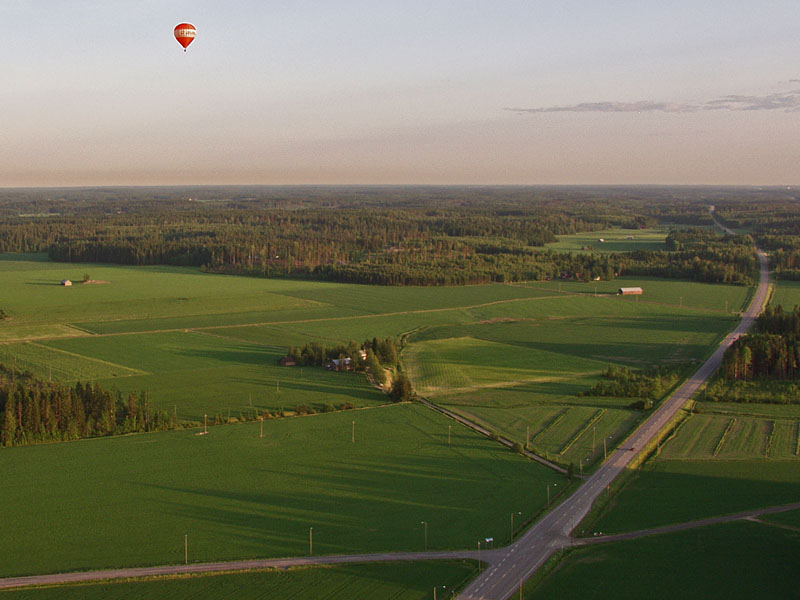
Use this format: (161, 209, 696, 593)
(618, 287, 643, 295)
(61, 279, 72, 286)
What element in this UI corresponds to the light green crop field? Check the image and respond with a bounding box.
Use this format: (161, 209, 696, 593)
(0, 562, 477, 600)
(399, 290, 739, 469)
(546, 228, 669, 254)
(0, 257, 327, 341)
(23, 332, 381, 421)
(528, 520, 800, 600)
(516, 276, 751, 313)
(585, 403, 800, 535)
(0, 255, 746, 430)
(0, 403, 566, 577)
(772, 279, 800, 308)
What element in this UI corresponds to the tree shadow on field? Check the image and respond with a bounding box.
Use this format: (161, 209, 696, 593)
(175, 345, 276, 366)
(230, 376, 381, 402)
(504, 341, 702, 366)
(607, 315, 732, 334)
(129, 449, 552, 556)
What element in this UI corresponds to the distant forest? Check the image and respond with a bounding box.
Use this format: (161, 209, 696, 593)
(0, 185, 792, 286)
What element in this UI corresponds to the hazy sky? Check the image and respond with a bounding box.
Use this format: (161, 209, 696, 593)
(2, 1, 799, 186)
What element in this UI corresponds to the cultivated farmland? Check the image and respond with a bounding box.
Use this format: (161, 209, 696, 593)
(545, 227, 669, 254)
(0, 255, 746, 429)
(402, 290, 741, 469)
(0, 403, 564, 577)
(584, 402, 800, 535)
(528, 520, 800, 599)
(772, 279, 800, 308)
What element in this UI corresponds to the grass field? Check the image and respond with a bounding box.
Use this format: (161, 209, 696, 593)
(528, 520, 800, 599)
(0, 403, 565, 577)
(400, 290, 739, 468)
(584, 402, 800, 535)
(772, 279, 800, 308)
(514, 276, 751, 313)
(546, 227, 669, 254)
(0, 255, 747, 427)
(2, 332, 381, 421)
(0, 562, 476, 600)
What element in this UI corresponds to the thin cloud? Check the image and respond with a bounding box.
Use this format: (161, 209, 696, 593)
(507, 88, 800, 114)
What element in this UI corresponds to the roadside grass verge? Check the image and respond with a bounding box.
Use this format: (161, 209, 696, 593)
(0, 561, 478, 600)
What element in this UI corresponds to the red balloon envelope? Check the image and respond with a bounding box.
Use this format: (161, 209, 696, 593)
(174, 23, 196, 51)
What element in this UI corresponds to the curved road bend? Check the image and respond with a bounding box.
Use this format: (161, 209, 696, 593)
(457, 249, 769, 600)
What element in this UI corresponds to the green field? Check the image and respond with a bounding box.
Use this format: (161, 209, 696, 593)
(0, 255, 747, 428)
(546, 228, 669, 254)
(33, 331, 381, 421)
(584, 403, 800, 535)
(528, 520, 800, 599)
(772, 279, 800, 308)
(515, 276, 750, 313)
(401, 290, 740, 468)
(0, 562, 476, 600)
(0, 403, 565, 577)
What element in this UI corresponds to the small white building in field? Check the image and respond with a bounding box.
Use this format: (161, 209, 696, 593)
(618, 287, 643, 295)
(61, 279, 72, 286)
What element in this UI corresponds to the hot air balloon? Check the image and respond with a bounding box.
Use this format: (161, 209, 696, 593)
(174, 23, 196, 52)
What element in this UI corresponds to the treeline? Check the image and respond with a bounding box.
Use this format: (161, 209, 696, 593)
(0, 365, 175, 447)
(286, 338, 400, 371)
(625, 229, 758, 284)
(713, 196, 800, 280)
(720, 305, 800, 382)
(0, 188, 768, 286)
(581, 364, 682, 408)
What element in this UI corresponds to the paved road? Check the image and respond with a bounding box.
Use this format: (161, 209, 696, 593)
(0, 549, 499, 591)
(457, 247, 770, 600)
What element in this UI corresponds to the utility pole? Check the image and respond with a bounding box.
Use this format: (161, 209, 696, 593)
(421, 521, 428, 551)
(604, 437, 607, 460)
(204, 414, 207, 434)
(547, 485, 550, 506)
(260, 418, 264, 438)
(448, 425, 452, 445)
(592, 426, 596, 453)
(185, 534, 188, 565)
(352, 421, 355, 443)
(579, 459, 583, 475)
(309, 527, 313, 555)
(526, 426, 530, 448)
